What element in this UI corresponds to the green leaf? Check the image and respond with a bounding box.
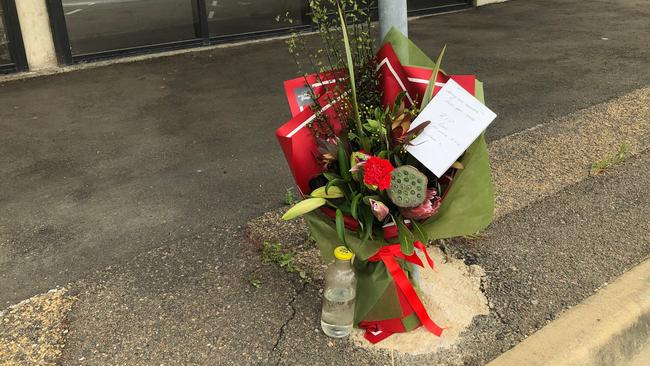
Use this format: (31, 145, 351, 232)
(396, 217, 414, 255)
(421, 44, 447, 108)
(323, 172, 341, 181)
(411, 220, 429, 245)
(366, 119, 379, 129)
(336, 1, 368, 151)
(337, 145, 351, 181)
(350, 193, 362, 220)
(363, 208, 374, 240)
(451, 161, 465, 170)
(357, 205, 374, 245)
(375, 107, 383, 121)
(335, 208, 346, 244)
(325, 178, 346, 195)
(362, 195, 381, 205)
(311, 186, 345, 199)
(393, 153, 404, 167)
(282, 198, 327, 220)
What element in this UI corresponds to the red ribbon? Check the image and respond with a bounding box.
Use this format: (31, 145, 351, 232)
(360, 241, 444, 343)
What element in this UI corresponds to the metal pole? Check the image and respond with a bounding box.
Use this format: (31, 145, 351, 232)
(378, 0, 408, 40)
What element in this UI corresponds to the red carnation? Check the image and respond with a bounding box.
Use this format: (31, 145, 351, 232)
(363, 156, 394, 190)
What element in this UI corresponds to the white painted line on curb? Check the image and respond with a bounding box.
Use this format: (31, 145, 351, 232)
(208, 10, 215, 19)
(65, 9, 83, 15)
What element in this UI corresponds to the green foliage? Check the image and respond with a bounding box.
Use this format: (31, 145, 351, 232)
(282, 198, 327, 220)
(336, 208, 346, 244)
(411, 220, 429, 245)
(311, 186, 345, 198)
(261, 242, 307, 279)
(591, 142, 630, 175)
(285, 187, 297, 205)
(396, 216, 415, 255)
(361, 106, 391, 152)
(250, 279, 262, 288)
(421, 45, 447, 108)
(350, 193, 362, 220)
(337, 143, 352, 181)
(336, 0, 365, 149)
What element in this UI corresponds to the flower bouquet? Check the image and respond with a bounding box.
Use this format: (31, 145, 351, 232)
(276, 0, 495, 343)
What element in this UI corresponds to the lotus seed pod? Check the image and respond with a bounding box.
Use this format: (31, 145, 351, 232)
(387, 165, 428, 208)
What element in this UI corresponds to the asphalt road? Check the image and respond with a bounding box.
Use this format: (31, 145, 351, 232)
(2, 0, 649, 306)
(0, 0, 649, 363)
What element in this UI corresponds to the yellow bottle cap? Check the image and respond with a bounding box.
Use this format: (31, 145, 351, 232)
(334, 246, 354, 261)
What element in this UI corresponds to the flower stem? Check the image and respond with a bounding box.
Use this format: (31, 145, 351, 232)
(336, 0, 369, 152)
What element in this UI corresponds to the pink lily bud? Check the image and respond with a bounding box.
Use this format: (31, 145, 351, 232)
(349, 160, 367, 173)
(349, 151, 370, 173)
(369, 199, 389, 221)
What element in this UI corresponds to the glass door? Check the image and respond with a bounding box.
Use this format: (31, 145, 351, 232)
(46, 0, 473, 65)
(408, 0, 473, 14)
(0, 0, 27, 73)
(207, 0, 308, 37)
(61, 0, 201, 56)
(0, 8, 11, 66)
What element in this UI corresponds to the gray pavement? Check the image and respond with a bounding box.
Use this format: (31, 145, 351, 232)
(57, 139, 650, 366)
(1, 0, 650, 364)
(2, 0, 649, 306)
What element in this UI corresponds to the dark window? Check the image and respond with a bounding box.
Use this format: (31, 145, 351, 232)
(0, 3, 11, 65)
(1, 0, 26, 72)
(50, 0, 472, 62)
(207, 0, 306, 37)
(62, 0, 199, 56)
(408, 0, 471, 12)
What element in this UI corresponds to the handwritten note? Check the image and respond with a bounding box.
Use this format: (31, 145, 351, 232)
(407, 79, 497, 178)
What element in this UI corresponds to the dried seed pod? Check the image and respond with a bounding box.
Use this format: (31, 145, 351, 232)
(387, 165, 428, 208)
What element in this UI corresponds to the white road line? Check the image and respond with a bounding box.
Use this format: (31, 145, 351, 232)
(63, 2, 95, 6)
(212, 1, 218, 6)
(208, 10, 215, 19)
(65, 9, 84, 15)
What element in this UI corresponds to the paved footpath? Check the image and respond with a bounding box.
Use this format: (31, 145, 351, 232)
(1, 0, 649, 365)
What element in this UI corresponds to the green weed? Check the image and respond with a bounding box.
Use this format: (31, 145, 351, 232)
(285, 187, 297, 205)
(261, 242, 307, 280)
(591, 142, 630, 175)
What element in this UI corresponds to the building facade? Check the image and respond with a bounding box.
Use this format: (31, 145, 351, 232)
(1, 0, 497, 74)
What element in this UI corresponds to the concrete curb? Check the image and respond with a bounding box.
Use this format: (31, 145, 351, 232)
(488, 257, 650, 366)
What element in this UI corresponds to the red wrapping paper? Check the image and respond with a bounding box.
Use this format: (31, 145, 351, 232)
(277, 43, 476, 197)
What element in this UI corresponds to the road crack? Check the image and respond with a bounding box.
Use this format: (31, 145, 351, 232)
(271, 280, 308, 364)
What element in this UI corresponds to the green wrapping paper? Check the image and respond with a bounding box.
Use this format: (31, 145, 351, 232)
(305, 28, 495, 328)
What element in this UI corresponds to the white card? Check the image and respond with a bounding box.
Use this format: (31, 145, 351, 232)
(406, 79, 497, 178)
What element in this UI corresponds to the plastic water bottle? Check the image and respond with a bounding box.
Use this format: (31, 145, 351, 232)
(321, 246, 357, 338)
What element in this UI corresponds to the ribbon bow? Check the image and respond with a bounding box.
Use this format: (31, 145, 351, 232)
(359, 240, 444, 343)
